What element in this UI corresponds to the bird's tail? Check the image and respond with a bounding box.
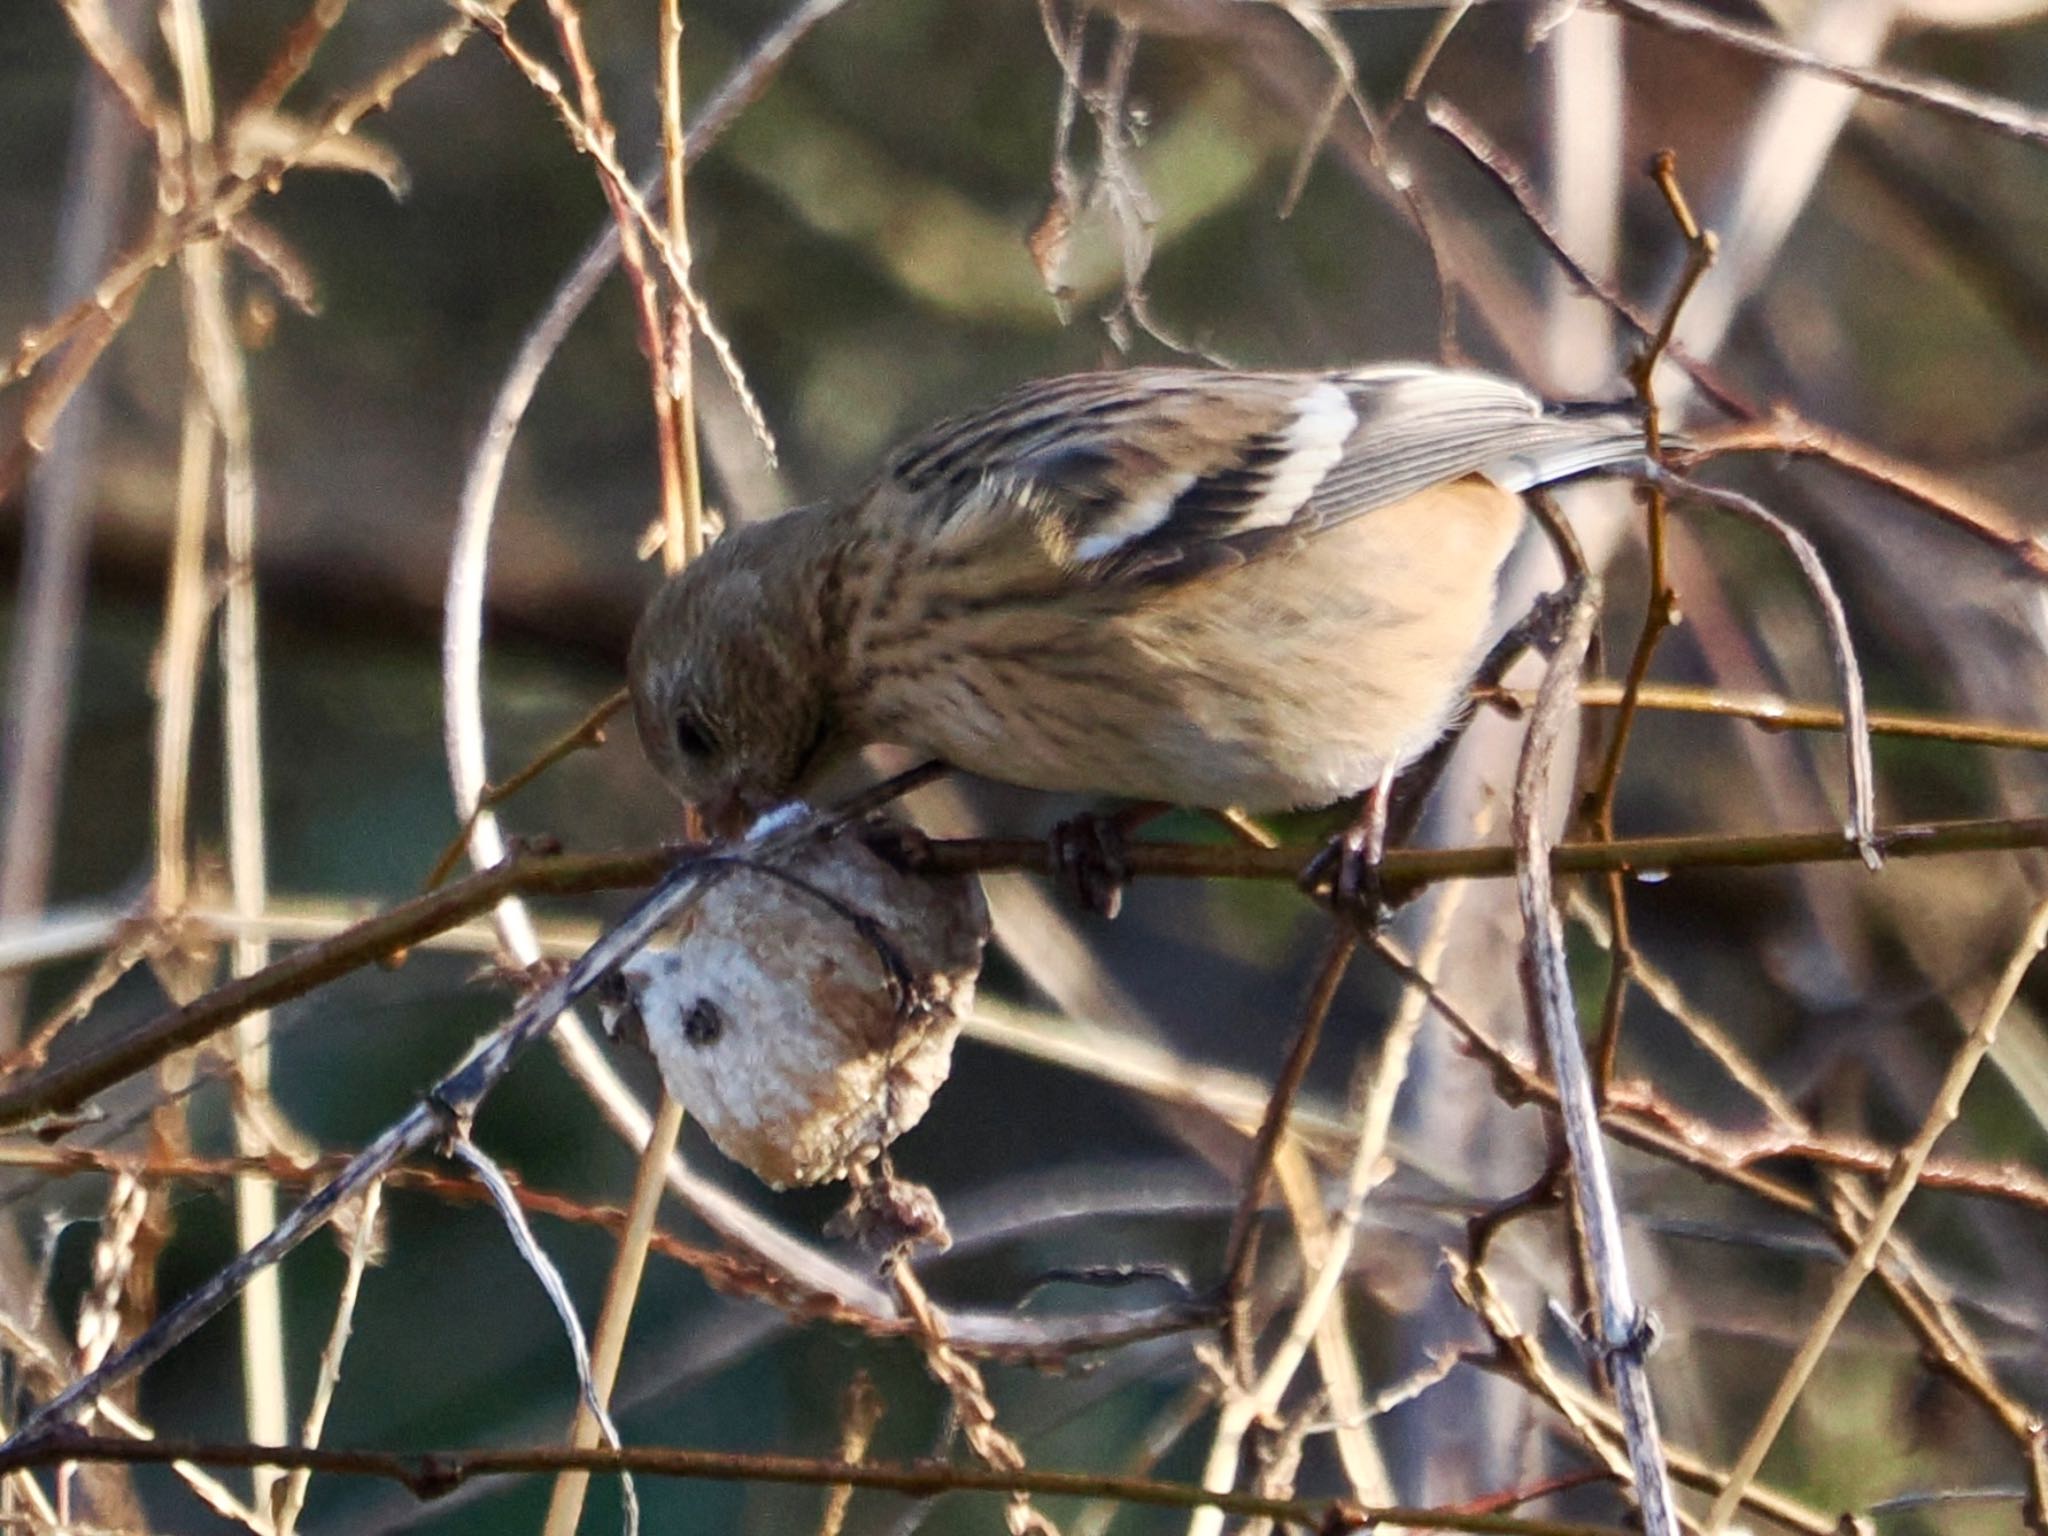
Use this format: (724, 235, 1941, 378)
(1478, 407, 1674, 495)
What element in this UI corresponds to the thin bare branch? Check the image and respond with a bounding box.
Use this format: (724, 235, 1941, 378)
(56, 0, 169, 141)
(1701, 894, 2048, 1533)
(1508, 567, 1677, 1533)
(234, 0, 352, 122)
(0, 1432, 1642, 1536)
(273, 1177, 382, 1536)
(3, 767, 936, 1443)
(15, 808, 2048, 1136)
(1425, 95, 2048, 578)
(540, 1096, 682, 1536)
(5, 0, 522, 413)
(450, 1132, 639, 1534)
(1217, 922, 1356, 1378)
(422, 689, 628, 892)
(1599, 0, 2048, 149)
(1650, 468, 1879, 866)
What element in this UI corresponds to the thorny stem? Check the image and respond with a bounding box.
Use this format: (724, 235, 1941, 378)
(0, 1140, 1217, 1367)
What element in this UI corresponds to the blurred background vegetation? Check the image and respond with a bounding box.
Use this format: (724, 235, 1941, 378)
(8, 1, 2048, 1532)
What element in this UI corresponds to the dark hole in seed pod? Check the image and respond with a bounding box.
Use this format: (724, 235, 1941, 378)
(684, 998, 727, 1046)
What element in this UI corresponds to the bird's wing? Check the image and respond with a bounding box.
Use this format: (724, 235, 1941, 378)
(882, 366, 1650, 584)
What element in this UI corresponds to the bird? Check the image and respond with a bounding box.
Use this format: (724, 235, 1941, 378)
(627, 363, 1650, 902)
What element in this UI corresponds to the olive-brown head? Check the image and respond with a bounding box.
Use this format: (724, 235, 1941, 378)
(626, 521, 843, 836)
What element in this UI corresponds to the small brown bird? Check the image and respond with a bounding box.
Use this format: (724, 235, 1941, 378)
(629, 364, 1645, 867)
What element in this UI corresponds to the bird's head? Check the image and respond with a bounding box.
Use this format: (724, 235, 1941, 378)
(627, 531, 839, 837)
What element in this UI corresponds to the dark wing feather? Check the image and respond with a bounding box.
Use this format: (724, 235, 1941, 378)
(882, 366, 1650, 586)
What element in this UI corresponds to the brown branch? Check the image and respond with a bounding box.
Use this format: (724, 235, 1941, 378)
(1406, 956, 2048, 1476)
(1218, 921, 1356, 1382)
(536, 0, 693, 583)
(1676, 417, 2048, 579)
(10, 811, 2048, 1135)
(5, 0, 523, 428)
(818, 1373, 884, 1536)
(0, 843, 684, 1132)
(1703, 896, 2048, 1533)
(451, 0, 772, 460)
(1423, 96, 2048, 581)
(0, 1140, 1208, 1366)
(2, 914, 166, 1077)
(1599, 0, 2048, 151)
(56, 0, 171, 142)
(0, 1434, 1640, 1535)
(1608, 1098, 2048, 1221)
(908, 814, 2048, 886)
(1651, 468, 1880, 866)
(1422, 98, 1751, 418)
(422, 689, 628, 892)
(233, 0, 353, 122)
(1450, 1256, 1838, 1536)
(1586, 149, 1716, 1096)
(1481, 682, 2048, 755)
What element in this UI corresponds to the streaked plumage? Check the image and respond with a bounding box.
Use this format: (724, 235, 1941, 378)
(629, 364, 1649, 829)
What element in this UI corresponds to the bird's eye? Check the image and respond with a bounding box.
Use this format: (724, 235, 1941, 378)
(673, 711, 716, 760)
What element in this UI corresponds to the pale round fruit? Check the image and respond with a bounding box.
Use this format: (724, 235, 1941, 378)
(600, 823, 988, 1189)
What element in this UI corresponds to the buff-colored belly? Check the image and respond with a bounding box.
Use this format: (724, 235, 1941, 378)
(854, 479, 1527, 810)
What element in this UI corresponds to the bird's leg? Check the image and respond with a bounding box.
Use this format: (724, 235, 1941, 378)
(1378, 581, 1583, 854)
(1299, 760, 1398, 928)
(1485, 582, 1581, 674)
(1302, 579, 1588, 928)
(1049, 800, 1170, 919)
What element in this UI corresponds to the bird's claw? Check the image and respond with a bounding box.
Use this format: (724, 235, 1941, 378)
(1050, 811, 1136, 919)
(858, 819, 934, 872)
(1298, 826, 1389, 933)
(1515, 585, 1579, 660)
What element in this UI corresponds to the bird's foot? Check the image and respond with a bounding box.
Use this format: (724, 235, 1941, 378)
(1297, 824, 1390, 933)
(482, 954, 574, 994)
(857, 819, 935, 872)
(1048, 802, 1167, 919)
(1300, 768, 1397, 932)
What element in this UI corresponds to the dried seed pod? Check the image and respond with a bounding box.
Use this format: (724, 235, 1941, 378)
(599, 821, 988, 1189)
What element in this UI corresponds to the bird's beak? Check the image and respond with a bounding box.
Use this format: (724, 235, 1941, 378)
(708, 786, 794, 847)
(700, 790, 756, 841)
